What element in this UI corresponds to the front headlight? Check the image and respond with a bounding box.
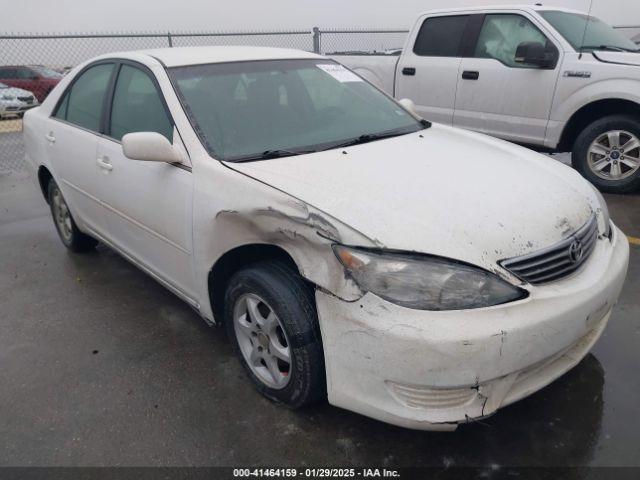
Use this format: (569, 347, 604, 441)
(589, 184, 611, 237)
(333, 246, 527, 311)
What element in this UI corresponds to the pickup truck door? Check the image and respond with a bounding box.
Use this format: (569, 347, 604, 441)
(453, 13, 562, 145)
(395, 14, 470, 125)
(96, 62, 197, 302)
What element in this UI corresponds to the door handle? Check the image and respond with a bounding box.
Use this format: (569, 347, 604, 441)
(462, 70, 480, 80)
(402, 67, 416, 76)
(96, 156, 113, 171)
(44, 132, 56, 143)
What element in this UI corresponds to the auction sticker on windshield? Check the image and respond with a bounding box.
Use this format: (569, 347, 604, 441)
(317, 64, 363, 82)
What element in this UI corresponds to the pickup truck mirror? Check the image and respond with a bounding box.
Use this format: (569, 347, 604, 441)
(398, 98, 419, 117)
(122, 132, 182, 164)
(514, 42, 556, 69)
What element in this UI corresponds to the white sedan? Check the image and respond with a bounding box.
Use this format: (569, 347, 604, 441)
(0, 82, 38, 119)
(23, 47, 629, 431)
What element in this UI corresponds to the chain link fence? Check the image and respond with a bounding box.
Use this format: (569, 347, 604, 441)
(0, 28, 408, 175)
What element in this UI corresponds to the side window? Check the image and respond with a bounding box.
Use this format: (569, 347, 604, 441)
(109, 64, 173, 142)
(0, 68, 17, 79)
(17, 68, 36, 79)
(55, 63, 113, 132)
(474, 14, 550, 67)
(413, 15, 470, 57)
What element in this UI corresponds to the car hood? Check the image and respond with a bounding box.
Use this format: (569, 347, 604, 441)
(225, 124, 597, 272)
(593, 51, 640, 67)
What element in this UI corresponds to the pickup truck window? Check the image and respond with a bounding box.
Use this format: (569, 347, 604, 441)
(169, 59, 422, 162)
(539, 10, 638, 52)
(474, 14, 549, 68)
(413, 15, 470, 57)
(54, 63, 114, 132)
(109, 64, 173, 142)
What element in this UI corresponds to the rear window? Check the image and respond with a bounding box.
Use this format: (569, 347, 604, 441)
(413, 15, 470, 57)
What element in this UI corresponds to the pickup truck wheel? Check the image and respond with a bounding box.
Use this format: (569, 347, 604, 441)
(224, 260, 325, 408)
(48, 179, 98, 252)
(573, 115, 640, 193)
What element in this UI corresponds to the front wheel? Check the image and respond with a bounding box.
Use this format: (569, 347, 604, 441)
(48, 179, 98, 252)
(572, 115, 640, 193)
(224, 260, 325, 408)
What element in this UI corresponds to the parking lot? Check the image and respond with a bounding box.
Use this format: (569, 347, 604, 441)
(1, 120, 639, 470)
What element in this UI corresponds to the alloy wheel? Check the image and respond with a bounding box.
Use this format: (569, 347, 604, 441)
(587, 130, 640, 181)
(51, 187, 73, 243)
(233, 293, 292, 389)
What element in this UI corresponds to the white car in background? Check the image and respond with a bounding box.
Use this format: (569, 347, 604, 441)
(23, 47, 629, 431)
(0, 82, 38, 119)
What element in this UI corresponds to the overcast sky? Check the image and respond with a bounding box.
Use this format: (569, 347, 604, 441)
(1, 0, 639, 33)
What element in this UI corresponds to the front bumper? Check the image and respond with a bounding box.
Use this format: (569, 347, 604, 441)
(0, 101, 38, 117)
(316, 225, 629, 431)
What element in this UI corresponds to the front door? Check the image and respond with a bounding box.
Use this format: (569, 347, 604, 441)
(453, 13, 562, 145)
(96, 63, 196, 300)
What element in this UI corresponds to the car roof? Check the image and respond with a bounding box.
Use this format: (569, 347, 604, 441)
(420, 4, 586, 16)
(119, 46, 322, 68)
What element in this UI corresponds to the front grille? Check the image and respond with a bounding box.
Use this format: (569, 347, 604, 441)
(500, 214, 598, 285)
(17, 96, 33, 104)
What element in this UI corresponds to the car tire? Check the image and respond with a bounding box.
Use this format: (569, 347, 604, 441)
(47, 179, 98, 252)
(572, 114, 640, 193)
(224, 260, 326, 408)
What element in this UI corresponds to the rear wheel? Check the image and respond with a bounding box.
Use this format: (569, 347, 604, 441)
(224, 260, 325, 408)
(47, 179, 98, 252)
(572, 115, 640, 193)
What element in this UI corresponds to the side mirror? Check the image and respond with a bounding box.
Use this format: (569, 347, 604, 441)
(398, 98, 418, 117)
(122, 132, 181, 163)
(515, 42, 557, 69)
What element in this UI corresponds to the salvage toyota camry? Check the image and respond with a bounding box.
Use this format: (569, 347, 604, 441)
(23, 47, 629, 430)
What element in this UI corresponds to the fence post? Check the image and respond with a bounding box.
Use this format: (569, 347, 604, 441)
(312, 27, 321, 53)
(167, 32, 173, 47)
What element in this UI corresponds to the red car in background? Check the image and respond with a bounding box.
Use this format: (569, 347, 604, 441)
(0, 65, 62, 102)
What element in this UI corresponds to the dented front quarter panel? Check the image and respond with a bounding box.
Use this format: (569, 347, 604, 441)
(191, 155, 375, 321)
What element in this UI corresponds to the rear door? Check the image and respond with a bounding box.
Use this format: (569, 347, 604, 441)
(96, 62, 196, 299)
(395, 14, 470, 125)
(453, 12, 562, 145)
(47, 62, 115, 236)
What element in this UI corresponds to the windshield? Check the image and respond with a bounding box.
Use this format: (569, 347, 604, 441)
(30, 66, 63, 79)
(169, 59, 423, 162)
(540, 10, 638, 52)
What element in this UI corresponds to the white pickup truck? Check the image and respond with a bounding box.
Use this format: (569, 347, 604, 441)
(333, 5, 640, 193)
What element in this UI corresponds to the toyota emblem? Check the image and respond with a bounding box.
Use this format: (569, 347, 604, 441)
(568, 240, 584, 264)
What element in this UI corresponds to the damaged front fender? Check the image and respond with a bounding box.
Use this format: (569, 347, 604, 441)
(193, 159, 379, 321)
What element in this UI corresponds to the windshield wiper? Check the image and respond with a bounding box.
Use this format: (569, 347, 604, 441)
(583, 45, 639, 52)
(319, 130, 415, 152)
(231, 148, 317, 163)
